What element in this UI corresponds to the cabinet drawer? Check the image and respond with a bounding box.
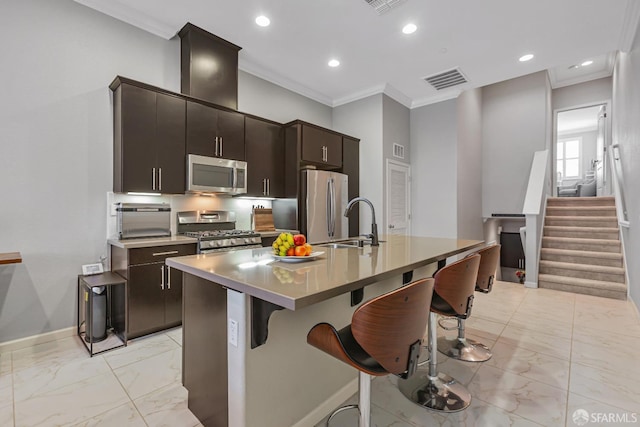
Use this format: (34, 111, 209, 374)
(129, 244, 196, 265)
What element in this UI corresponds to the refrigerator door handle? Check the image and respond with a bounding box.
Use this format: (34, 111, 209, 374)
(326, 179, 332, 237)
(329, 178, 336, 237)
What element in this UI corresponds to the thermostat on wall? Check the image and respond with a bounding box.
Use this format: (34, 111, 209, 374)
(82, 263, 104, 276)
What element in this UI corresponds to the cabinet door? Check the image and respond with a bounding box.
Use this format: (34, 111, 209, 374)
(301, 125, 342, 168)
(245, 117, 284, 197)
(128, 263, 165, 338)
(216, 109, 245, 161)
(121, 84, 158, 192)
(164, 266, 183, 327)
(186, 101, 217, 156)
(156, 93, 186, 194)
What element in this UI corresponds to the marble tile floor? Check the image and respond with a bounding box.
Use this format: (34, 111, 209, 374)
(0, 281, 639, 427)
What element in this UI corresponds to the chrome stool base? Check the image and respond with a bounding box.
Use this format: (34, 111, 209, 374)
(437, 336, 492, 362)
(398, 371, 471, 413)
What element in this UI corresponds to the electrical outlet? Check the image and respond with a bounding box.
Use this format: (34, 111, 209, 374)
(228, 318, 238, 347)
(110, 203, 118, 217)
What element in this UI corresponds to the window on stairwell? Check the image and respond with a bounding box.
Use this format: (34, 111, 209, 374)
(557, 138, 581, 180)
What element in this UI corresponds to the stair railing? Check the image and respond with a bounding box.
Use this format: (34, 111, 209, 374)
(609, 143, 629, 225)
(521, 149, 550, 288)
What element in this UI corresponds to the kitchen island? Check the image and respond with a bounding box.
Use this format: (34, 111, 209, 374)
(166, 235, 483, 427)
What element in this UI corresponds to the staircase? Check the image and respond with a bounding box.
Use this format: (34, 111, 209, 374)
(539, 196, 627, 300)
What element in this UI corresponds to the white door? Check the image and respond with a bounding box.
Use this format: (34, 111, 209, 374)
(386, 160, 411, 235)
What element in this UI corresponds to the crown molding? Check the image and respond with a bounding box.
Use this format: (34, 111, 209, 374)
(619, 0, 640, 53)
(410, 90, 462, 109)
(331, 84, 386, 107)
(73, 0, 177, 39)
(548, 52, 615, 89)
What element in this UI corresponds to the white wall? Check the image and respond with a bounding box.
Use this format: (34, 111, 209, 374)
(552, 77, 612, 111)
(409, 100, 458, 238)
(456, 88, 484, 240)
(613, 25, 640, 309)
(482, 71, 551, 217)
(332, 95, 384, 235)
(0, 0, 332, 343)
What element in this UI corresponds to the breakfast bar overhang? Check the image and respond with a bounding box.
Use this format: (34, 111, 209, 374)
(166, 235, 483, 427)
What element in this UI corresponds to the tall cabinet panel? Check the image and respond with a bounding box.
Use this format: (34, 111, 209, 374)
(342, 136, 360, 236)
(245, 117, 284, 197)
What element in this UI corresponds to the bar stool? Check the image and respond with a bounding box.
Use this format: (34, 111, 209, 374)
(398, 254, 480, 413)
(307, 278, 434, 427)
(438, 244, 501, 362)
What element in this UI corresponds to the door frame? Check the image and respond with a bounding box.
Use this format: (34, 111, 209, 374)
(551, 99, 611, 196)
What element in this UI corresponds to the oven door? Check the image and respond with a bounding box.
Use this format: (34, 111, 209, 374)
(187, 154, 247, 195)
(200, 244, 262, 254)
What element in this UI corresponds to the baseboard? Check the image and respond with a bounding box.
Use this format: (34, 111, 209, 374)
(291, 377, 358, 427)
(0, 327, 76, 353)
(524, 280, 538, 289)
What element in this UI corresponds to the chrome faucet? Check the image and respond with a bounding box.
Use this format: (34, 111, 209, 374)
(344, 197, 379, 246)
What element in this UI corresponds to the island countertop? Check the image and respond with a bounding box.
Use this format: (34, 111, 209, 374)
(166, 235, 483, 310)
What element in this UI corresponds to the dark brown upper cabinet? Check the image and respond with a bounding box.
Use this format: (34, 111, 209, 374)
(285, 121, 343, 169)
(179, 23, 241, 110)
(111, 78, 186, 194)
(245, 117, 284, 198)
(186, 100, 245, 161)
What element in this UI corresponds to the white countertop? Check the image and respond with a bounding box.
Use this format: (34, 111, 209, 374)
(166, 235, 483, 310)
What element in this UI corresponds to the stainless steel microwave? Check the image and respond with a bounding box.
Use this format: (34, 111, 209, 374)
(186, 154, 247, 195)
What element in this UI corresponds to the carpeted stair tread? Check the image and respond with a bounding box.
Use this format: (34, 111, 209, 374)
(546, 206, 616, 217)
(540, 248, 622, 260)
(538, 274, 627, 299)
(547, 196, 615, 206)
(543, 226, 619, 239)
(539, 260, 625, 275)
(541, 236, 620, 246)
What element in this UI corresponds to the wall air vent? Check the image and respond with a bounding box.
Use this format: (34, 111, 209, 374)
(364, 0, 406, 15)
(423, 68, 468, 90)
(393, 143, 405, 159)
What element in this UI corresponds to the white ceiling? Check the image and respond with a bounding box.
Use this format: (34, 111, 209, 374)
(75, 0, 640, 108)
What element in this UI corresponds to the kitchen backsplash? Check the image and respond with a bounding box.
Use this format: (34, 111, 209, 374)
(106, 192, 272, 239)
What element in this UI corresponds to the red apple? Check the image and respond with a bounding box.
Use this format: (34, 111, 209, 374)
(293, 234, 306, 246)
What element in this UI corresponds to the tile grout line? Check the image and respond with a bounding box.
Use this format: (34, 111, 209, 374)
(105, 351, 151, 427)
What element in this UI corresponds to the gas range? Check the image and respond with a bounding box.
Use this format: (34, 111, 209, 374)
(177, 211, 262, 254)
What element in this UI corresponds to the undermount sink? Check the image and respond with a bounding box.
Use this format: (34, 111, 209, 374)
(318, 239, 384, 249)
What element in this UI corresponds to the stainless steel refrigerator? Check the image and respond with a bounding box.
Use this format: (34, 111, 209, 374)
(300, 169, 349, 243)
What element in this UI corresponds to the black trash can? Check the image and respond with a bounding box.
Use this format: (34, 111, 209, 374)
(85, 286, 107, 342)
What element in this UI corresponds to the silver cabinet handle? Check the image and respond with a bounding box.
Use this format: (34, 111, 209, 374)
(152, 250, 179, 256)
(158, 167, 162, 191)
(167, 266, 171, 290)
(152, 167, 156, 190)
(214, 137, 219, 156)
(160, 265, 165, 290)
(220, 137, 223, 157)
(267, 178, 270, 195)
(263, 178, 267, 195)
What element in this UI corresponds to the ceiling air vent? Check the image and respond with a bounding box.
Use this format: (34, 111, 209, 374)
(364, 0, 406, 15)
(423, 68, 468, 90)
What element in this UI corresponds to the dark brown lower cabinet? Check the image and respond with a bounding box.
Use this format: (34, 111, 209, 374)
(111, 243, 196, 339)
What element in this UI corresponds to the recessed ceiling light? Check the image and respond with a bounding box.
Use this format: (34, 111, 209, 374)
(328, 59, 340, 67)
(255, 15, 270, 27)
(402, 23, 417, 34)
(568, 65, 580, 70)
(581, 60, 593, 67)
(519, 54, 534, 62)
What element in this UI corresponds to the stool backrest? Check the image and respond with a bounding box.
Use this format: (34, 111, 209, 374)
(352, 278, 434, 376)
(434, 254, 481, 316)
(475, 244, 501, 292)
